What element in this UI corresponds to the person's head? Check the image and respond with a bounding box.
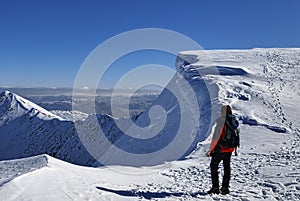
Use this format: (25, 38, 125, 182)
(221, 105, 232, 116)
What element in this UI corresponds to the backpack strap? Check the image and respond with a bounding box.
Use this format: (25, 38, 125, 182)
(225, 120, 234, 132)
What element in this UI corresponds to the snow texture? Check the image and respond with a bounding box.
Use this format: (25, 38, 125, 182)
(0, 48, 299, 200)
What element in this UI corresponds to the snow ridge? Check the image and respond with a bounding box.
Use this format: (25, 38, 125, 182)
(0, 91, 96, 165)
(0, 155, 48, 186)
(0, 48, 299, 200)
(0, 91, 63, 127)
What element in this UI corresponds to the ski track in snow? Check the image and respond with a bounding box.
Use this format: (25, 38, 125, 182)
(0, 48, 299, 200)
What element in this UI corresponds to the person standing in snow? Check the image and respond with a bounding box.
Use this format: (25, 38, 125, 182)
(207, 105, 238, 195)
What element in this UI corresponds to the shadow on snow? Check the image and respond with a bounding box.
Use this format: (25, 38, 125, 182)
(96, 186, 207, 200)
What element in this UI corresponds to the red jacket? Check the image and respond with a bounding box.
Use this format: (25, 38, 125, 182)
(210, 124, 235, 153)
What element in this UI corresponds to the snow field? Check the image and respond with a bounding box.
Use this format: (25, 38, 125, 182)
(0, 48, 299, 200)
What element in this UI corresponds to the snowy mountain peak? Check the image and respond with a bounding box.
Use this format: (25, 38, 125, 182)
(0, 90, 63, 125)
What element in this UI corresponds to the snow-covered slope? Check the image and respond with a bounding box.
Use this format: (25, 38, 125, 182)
(0, 155, 48, 187)
(0, 91, 144, 166)
(50, 110, 89, 122)
(105, 66, 220, 166)
(0, 48, 299, 200)
(0, 91, 97, 165)
(179, 48, 300, 133)
(0, 91, 63, 126)
(0, 125, 298, 201)
(98, 48, 299, 166)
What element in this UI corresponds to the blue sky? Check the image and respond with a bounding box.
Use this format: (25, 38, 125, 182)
(0, 0, 299, 88)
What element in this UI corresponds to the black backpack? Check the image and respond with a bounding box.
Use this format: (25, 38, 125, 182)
(219, 115, 240, 151)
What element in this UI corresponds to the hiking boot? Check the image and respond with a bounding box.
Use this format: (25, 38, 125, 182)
(220, 187, 230, 195)
(207, 187, 220, 194)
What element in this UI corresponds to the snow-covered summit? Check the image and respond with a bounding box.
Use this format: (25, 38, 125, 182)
(177, 48, 300, 133)
(0, 48, 300, 200)
(112, 48, 300, 166)
(0, 91, 63, 126)
(0, 91, 95, 164)
(1, 48, 299, 168)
